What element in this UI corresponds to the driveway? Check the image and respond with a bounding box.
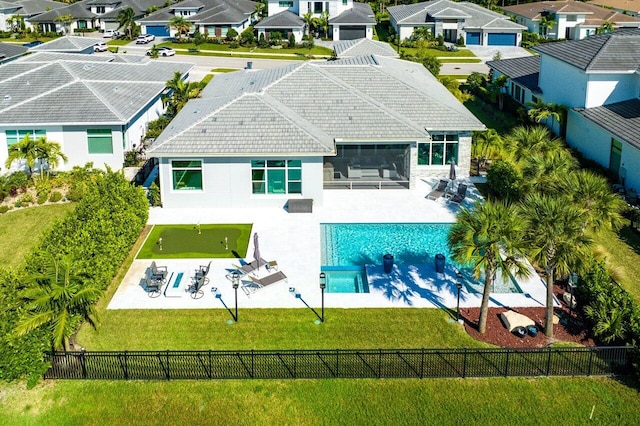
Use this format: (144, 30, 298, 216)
(464, 45, 532, 61)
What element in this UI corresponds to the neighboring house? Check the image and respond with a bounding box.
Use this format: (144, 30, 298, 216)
(139, 0, 256, 38)
(388, 0, 526, 46)
(589, 0, 640, 18)
(29, 35, 102, 54)
(487, 29, 640, 190)
(97, 0, 168, 32)
(147, 55, 485, 209)
(486, 55, 541, 106)
(1, 0, 67, 32)
(0, 52, 194, 174)
(503, 0, 640, 40)
(29, 2, 98, 34)
(256, 0, 375, 42)
(332, 38, 399, 58)
(0, 42, 28, 64)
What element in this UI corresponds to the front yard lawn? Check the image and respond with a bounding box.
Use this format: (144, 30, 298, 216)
(160, 41, 333, 56)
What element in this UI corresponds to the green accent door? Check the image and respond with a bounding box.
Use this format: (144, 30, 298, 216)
(610, 139, 622, 177)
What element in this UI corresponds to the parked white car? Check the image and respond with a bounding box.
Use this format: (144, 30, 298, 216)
(103, 29, 119, 38)
(136, 34, 155, 44)
(94, 42, 108, 52)
(146, 46, 176, 57)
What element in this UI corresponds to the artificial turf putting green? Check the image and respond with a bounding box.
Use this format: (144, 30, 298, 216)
(136, 224, 252, 259)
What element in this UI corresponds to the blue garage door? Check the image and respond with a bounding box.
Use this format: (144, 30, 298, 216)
(466, 32, 480, 45)
(487, 33, 516, 46)
(146, 25, 170, 37)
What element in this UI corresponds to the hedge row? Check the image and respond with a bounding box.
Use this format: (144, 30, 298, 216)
(0, 168, 148, 384)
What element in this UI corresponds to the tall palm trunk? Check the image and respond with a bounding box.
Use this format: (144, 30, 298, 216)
(478, 266, 495, 333)
(544, 266, 555, 337)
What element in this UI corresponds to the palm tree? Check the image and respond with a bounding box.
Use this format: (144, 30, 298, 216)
(520, 194, 592, 337)
(163, 71, 202, 116)
(15, 255, 103, 351)
(303, 12, 314, 37)
(559, 170, 625, 234)
(520, 151, 577, 196)
(54, 14, 74, 35)
(448, 201, 530, 333)
(169, 16, 191, 41)
(36, 137, 68, 178)
(254, 0, 267, 19)
(471, 129, 503, 173)
(504, 125, 566, 165)
(526, 100, 567, 136)
(488, 75, 508, 110)
(597, 21, 614, 34)
(319, 11, 329, 37)
(539, 13, 555, 39)
(5, 133, 40, 175)
(116, 7, 136, 40)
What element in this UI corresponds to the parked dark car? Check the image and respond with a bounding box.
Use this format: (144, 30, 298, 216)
(22, 41, 44, 48)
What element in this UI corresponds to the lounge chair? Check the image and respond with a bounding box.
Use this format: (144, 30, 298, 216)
(150, 261, 168, 283)
(245, 271, 288, 293)
(187, 274, 207, 299)
(449, 183, 468, 204)
(226, 258, 268, 280)
(426, 179, 448, 200)
(144, 271, 163, 298)
(195, 261, 211, 283)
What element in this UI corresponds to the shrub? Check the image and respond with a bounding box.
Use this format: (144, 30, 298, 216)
(456, 35, 465, 46)
(228, 41, 239, 49)
(239, 26, 255, 46)
(288, 33, 296, 48)
(0, 205, 10, 214)
(37, 194, 47, 204)
(124, 150, 141, 167)
(18, 193, 34, 206)
(258, 33, 268, 48)
(486, 160, 522, 202)
(226, 28, 238, 41)
(148, 182, 162, 207)
(49, 191, 63, 203)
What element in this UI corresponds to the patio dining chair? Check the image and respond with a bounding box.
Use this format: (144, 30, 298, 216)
(144, 271, 163, 298)
(150, 261, 168, 283)
(195, 261, 211, 284)
(187, 274, 208, 299)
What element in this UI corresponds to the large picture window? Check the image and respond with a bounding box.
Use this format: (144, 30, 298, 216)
(172, 160, 203, 190)
(418, 134, 459, 166)
(251, 159, 302, 195)
(87, 129, 113, 154)
(6, 129, 46, 147)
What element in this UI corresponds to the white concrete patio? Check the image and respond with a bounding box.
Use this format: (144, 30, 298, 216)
(108, 178, 550, 310)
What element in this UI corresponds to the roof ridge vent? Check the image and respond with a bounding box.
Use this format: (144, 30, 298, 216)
(4, 95, 10, 101)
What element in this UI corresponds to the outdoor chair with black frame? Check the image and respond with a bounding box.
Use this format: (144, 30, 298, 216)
(144, 271, 163, 298)
(150, 261, 168, 283)
(449, 183, 468, 204)
(426, 179, 449, 200)
(188, 274, 208, 299)
(195, 260, 211, 284)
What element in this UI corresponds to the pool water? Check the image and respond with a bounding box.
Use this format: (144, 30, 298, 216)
(321, 223, 522, 294)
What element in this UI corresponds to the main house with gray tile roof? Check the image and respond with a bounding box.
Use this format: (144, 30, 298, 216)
(503, 0, 640, 41)
(488, 29, 640, 191)
(255, 0, 375, 42)
(147, 55, 484, 208)
(0, 52, 193, 174)
(389, 0, 526, 46)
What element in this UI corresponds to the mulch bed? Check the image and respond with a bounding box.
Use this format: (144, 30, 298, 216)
(462, 284, 595, 348)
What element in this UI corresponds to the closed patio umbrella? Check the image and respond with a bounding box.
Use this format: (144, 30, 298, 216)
(253, 233, 261, 272)
(449, 160, 457, 182)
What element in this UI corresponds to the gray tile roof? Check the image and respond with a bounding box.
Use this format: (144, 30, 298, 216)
(533, 28, 640, 71)
(30, 36, 100, 52)
(330, 3, 375, 25)
(139, 0, 255, 25)
(98, 0, 166, 20)
(254, 10, 304, 28)
(29, 2, 96, 22)
(17, 51, 115, 63)
(504, 0, 640, 26)
(149, 56, 484, 156)
(0, 56, 194, 125)
(389, 0, 525, 30)
(0, 42, 28, 61)
(574, 99, 640, 150)
(12, 0, 66, 16)
(333, 38, 399, 58)
(486, 55, 540, 92)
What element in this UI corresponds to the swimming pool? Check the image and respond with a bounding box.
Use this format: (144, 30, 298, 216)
(320, 223, 522, 294)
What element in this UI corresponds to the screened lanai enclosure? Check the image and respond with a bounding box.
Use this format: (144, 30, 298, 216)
(323, 143, 410, 189)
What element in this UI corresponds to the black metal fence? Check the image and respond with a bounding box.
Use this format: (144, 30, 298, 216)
(44, 346, 633, 380)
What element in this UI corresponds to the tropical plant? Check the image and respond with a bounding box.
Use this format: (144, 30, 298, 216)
(503, 125, 566, 165)
(54, 14, 74, 35)
(6, 14, 26, 33)
(116, 7, 136, 40)
(162, 71, 202, 116)
(319, 11, 330, 37)
(303, 12, 315, 37)
(5, 134, 40, 175)
(471, 129, 503, 172)
(585, 294, 628, 344)
(147, 43, 159, 58)
(448, 201, 530, 333)
(36, 137, 68, 178)
(526, 100, 567, 136)
(539, 13, 556, 39)
(486, 160, 522, 202)
(520, 152, 577, 197)
(15, 254, 103, 351)
(520, 194, 592, 337)
(488, 75, 508, 110)
(169, 16, 191, 41)
(439, 76, 470, 102)
(418, 54, 441, 76)
(597, 21, 614, 34)
(254, 0, 267, 19)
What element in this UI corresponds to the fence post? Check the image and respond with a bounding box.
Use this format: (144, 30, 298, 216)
(378, 349, 382, 378)
(124, 351, 129, 380)
(505, 349, 509, 377)
(80, 348, 87, 379)
(166, 350, 170, 381)
(251, 349, 254, 378)
(588, 348, 594, 376)
(462, 348, 467, 378)
(546, 347, 552, 376)
(336, 349, 339, 378)
(420, 348, 424, 379)
(208, 350, 212, 379)
(293, 350, 297, 379)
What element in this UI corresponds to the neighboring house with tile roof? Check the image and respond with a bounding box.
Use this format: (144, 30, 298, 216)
(28, 35, 102, 54)
(0, 52, 194, 173)
(486, 55, 540, 105)
(0, 42, 28, 64)
(139, 0, 256, 38)
(589, 0, 640, 17)
(256, 0, 374, 42)
(389, 0, 526, 46)
(503, 0, 640, 40)
(332, 37, 399, 58)
(487, 29, 640, 190)
(1, 0, 67, 32)
(147, 55, 484, 208)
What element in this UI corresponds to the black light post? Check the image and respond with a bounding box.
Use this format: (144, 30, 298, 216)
(231, 271, 239, 322)
(568, 273, 578, 319)
(455, 269, 463, 322)
(319, 272, 326, 323)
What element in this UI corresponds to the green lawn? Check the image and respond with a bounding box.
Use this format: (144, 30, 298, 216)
(161, 41, 333, 56)
(440, 58, 482, 63)
(463, 97, 520, 136)
(211, 68, 239, 73)
(1, 377, 639, 425)
(136, 224, 252, 259)
(106, 38, 132, 46)
(400, 47, 476, 58)
(0, 203, 74, 269)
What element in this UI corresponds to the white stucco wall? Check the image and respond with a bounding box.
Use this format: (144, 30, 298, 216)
(125, 97, 165, 150)
(538, 55, 588, 107)
(159, 157, 324, 209)
(268, 0, 300, 16)
(585, 73, 639, 108)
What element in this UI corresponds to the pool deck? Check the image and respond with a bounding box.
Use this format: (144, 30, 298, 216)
(108, 178, 552, 310)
